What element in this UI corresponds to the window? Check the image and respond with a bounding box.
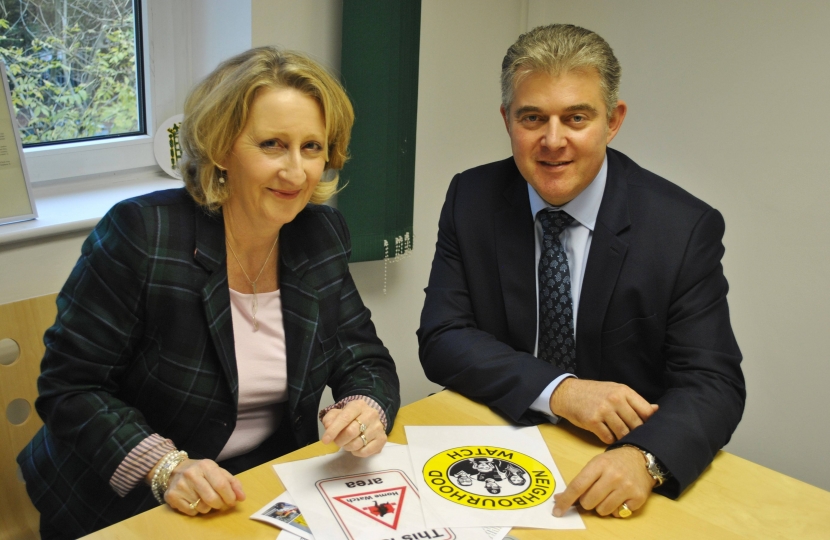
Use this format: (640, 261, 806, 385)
(0, 0, 145, 148)
(0, 0, 249, 186)
(0, 0, 185, 184)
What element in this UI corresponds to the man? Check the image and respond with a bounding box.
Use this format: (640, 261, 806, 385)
(417, 24, 745, 519)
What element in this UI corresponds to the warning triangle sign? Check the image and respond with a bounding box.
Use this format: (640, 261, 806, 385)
(333, 486, 408, 530)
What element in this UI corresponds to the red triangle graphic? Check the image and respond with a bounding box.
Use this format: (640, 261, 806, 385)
(333, 486, 407, 530)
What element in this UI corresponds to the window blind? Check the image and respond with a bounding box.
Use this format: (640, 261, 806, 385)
(338, 0, 421, 262)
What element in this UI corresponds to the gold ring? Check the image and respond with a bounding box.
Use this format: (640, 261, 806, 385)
(188, 497, 201, 510)
(355, 419, 366, 433)
(618, 502, 632, 518)
(360, 434, 368, 447)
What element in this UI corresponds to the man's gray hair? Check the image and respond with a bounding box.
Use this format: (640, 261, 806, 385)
(501, 24, 621, 119)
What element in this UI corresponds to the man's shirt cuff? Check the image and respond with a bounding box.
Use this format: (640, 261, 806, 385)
(528, 373, 576, 423)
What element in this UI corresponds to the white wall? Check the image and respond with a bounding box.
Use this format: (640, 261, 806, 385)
(528, 0, 830, 491)
(251, 0, 342, 71)
(189, 0, 252, 82)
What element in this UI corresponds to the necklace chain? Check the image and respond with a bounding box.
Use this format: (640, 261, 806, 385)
(226, 233, 279, 331)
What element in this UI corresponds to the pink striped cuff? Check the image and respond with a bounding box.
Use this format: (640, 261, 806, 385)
(318, 395, 388, 431)
(110, 434, 176, 497)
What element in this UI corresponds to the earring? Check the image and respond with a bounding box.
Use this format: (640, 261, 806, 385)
(217, 169, 226, 185)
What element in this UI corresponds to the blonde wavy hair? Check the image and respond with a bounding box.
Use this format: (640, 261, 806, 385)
(180, 47, 354, 211)
(501, 24, 621, 119)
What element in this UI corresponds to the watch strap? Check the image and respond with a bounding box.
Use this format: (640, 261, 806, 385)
(621, 444, 668, 487)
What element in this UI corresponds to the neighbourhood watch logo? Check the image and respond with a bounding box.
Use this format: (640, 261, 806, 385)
(422, 446, 554, 510)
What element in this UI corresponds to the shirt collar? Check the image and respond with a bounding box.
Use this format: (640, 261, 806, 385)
(527, 154, 607, 231)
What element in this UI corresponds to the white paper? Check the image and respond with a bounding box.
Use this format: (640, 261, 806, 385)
(406, 426, 584, 530)
(255, 481, 508, 540)
(265, 501, 509, 540)
(274, 446, 492, 540)
(251, 491, 314, 539)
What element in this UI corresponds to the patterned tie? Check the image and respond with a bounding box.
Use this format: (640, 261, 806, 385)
(537, 210, 576, 372)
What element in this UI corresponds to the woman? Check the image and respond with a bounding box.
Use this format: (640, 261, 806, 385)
(17, 47, 400, 539)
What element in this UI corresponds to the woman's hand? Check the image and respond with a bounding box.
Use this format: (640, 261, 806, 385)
(165, 459, 246, 516)
(321, 400, 387, 457)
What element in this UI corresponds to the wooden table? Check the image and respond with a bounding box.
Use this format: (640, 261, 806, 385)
(85, 390, 830, 539)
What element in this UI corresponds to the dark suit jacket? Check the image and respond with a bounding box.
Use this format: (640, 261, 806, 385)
(18, 189, 399, 538)
(418, 149, 745, 498)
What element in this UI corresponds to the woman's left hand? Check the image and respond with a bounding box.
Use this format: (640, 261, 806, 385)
(321, 400, 387, 457)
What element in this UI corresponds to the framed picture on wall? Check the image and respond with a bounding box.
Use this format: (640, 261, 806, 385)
(0, 60, 37, 226)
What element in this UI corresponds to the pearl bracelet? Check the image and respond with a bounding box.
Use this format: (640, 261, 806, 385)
(151, 450, 188, 504)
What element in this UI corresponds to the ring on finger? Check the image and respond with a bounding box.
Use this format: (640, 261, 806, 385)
(354, 419, 366, 433)
(618, 502, 632, 518)
(360, 434, 368, 447)
(188, 497, 201, 510)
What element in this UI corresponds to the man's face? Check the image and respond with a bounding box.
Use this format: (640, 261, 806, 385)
(501, 69, 626, 206)
(473, 461, 493, 472)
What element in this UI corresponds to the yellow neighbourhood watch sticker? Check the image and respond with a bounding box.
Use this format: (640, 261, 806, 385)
(423, 446, 555, 510)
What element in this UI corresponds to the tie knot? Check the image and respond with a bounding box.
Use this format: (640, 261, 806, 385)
(538, 210, 575, 237)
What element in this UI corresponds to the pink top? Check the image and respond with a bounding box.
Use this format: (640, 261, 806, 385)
(216, 288, 288, 461)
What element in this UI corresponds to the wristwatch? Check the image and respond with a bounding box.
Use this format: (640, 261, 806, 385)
(621, 444, 669, 487)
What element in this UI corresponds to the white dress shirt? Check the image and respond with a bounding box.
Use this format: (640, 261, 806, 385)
(528, 156, 608, 420)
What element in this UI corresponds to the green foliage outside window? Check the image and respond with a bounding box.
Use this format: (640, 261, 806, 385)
(0, 0, 141, 146)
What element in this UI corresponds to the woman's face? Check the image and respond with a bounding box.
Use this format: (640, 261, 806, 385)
(221, 86, 327, 230)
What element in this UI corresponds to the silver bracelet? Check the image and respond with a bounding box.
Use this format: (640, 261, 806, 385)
(151, 450, 188, 504)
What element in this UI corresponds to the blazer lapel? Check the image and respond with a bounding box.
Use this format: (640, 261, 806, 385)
(193, 208, 239, 402)
(278, 223, 320, 415)
(576, 151, 631, 379)
(495, 172, 537, 354)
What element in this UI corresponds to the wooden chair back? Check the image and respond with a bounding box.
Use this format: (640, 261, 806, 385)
(0, 293, 57, 540)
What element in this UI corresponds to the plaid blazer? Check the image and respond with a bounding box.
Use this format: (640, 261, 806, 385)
(17, 189, 399, 538)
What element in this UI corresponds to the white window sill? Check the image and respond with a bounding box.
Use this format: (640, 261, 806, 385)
(0, 169, 184, 246)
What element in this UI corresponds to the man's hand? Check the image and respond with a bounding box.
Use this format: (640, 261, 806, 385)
(321, 399, 387, 457)
(550, 378, 658, 444)
(553, 446, 655, 518)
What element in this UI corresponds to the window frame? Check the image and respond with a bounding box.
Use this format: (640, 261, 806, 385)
(20, 0, 190, 184)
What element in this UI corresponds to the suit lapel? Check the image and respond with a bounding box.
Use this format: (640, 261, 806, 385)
(193, 208, 239, 402)
(576, 151, 631, 379)
(278, 222, 319, 415)
(495, 170, 537, 354)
